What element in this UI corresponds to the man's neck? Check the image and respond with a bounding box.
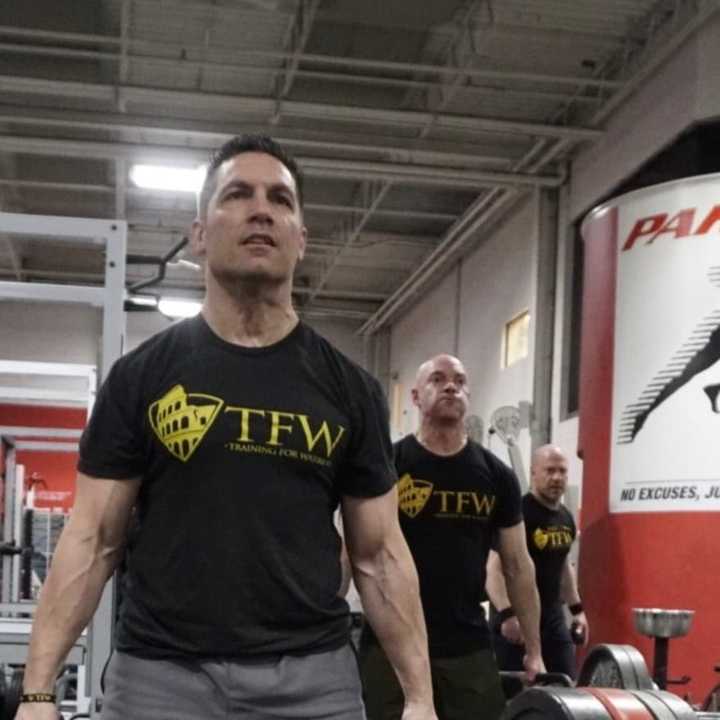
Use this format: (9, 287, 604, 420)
(201, 278, 298, 347)
(416, 421, 467, 457)
(531, 489, 561, 510)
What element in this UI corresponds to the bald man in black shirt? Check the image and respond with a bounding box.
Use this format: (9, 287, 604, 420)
(487, 444, 589, 679)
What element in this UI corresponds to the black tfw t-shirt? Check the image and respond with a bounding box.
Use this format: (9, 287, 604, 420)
(522, 493, 577, 609)
(78, 317, 396, 659)
(395, 436, 522, 657)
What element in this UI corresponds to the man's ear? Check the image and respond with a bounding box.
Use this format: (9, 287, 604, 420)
(411, 388, 420, 408)
(297, 225, 308, 261)
(190, 218, 206, 258)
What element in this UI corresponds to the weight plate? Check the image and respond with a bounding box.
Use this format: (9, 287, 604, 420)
(502, 686, 611, 720)
(636, 689, 696, 720)
(584, 687, 655, 720)
(3, 668, 24, 720)
(578, 644, 654, 690)
(630, 690, 685, 720)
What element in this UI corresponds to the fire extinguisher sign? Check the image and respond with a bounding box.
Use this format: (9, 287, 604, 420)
(606, 176, 720, 513)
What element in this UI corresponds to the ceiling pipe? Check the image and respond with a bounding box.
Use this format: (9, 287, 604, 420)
(0, 135, 563, 188)
(0, 75, 603, 141)
(0, 24, 623, 90)
(0, 105, 517, 169)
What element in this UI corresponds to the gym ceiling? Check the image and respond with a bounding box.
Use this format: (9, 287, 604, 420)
(0, 0, 705, 330)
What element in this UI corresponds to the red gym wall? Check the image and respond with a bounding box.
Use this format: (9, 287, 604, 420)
(0, 404, 86, 514)
(578, 177, 720, 701)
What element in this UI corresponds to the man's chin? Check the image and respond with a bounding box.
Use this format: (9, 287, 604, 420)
(215, 265, 288, 285)
(433, 409, 466, 424)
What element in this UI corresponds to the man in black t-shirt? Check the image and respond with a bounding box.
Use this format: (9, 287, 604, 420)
(359, 354, 543, 720)
(18, 136, 438, 720)
(487, 444, 589, 679)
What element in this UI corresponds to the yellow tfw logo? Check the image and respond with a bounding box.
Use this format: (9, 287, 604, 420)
(533, 526, 573, 551)
(398, 473, 434, 518)
(149, 385, 223, 462)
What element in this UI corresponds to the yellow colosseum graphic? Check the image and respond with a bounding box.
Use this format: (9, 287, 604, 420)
(533, 527, 549, 551)
(398, 473, 434, 518)
(149, 385, 224, 462)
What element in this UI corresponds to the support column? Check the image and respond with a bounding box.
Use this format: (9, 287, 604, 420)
(531, 187, 559, 451)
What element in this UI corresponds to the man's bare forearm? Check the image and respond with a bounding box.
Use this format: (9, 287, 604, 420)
(505, 560, 542, 655)
(23, 525, 123, 692)
(560, 559, 581, 605)
(353, 531, 432, 706)
(485, 550, 511, 610)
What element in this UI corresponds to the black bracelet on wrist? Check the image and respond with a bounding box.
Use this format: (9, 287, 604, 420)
(497, 606, 516, 623)
(21, 692, 57, 704)
(568, 602, 584, 615)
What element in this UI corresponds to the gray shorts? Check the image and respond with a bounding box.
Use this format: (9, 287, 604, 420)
(101, 644, 366, 720)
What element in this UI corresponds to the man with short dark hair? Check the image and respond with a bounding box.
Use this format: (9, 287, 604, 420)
(17, 135, 438, 720)
(360, 354, 543, 720)
(487, 444, 589, 680)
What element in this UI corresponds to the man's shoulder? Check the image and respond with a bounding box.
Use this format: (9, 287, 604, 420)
(300, 323, 382, 393)
(468, 441, 512, 474)
(112, 317, 196, 375)
(392, 433, 416, 456)
(558, 501, 576, 525)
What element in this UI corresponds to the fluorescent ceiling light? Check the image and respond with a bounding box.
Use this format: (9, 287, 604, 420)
(158, 298, 202, 319)
(130, 164, 207, 193)
(127, 295, 158, 308)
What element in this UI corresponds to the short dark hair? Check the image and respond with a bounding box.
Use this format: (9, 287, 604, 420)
(197, 134, 304, 217)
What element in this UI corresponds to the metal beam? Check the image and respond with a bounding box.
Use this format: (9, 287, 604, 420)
(0, 388, 89, 405)
(0, 280, 106, 306)
(0, 360, 96, 377)
(0, 41, 605, 108)
(359, 136, 571, 334)
(0, 135, 564, 188)
(0, 74, 603, 141)
(308, 181, 392, 303)
(591, 0, 720, 125)
(274, 0, 321, 109)
(1, 235, 23, 281)
(0, 180, 459, 222)
(15, 440, 79, 452)
(0, 426, 83, 439)
(0, 25, 623, 90)
(0, 267, 388, 304)
(0, 212, 118, 244)
(415, 0, 487, 139)
(0, 105, 518, 169)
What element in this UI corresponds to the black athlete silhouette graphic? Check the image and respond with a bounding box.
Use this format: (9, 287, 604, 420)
(619, 266, 720, 443)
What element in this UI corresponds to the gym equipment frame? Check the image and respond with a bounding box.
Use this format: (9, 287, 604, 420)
(0, 211, 127, 718)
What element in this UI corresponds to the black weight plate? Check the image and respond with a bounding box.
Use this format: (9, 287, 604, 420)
(578, 644, 654, 690)
(502, 686, 611, 720)
(3, 668, 23, 720)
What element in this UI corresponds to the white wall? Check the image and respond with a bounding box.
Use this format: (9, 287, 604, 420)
(305, 317, 365, 367)
(389, 270, 458, 438)
(458, 196, 536, 464)
(388, 195, 538, 473)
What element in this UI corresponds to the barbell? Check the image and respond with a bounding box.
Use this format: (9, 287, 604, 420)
(502, 686, 711, 720)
